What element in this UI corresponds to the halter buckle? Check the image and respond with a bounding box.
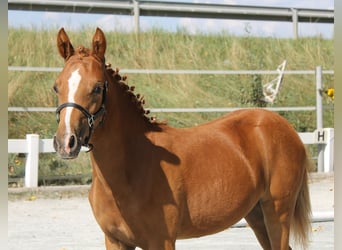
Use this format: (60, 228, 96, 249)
(88, 115, 95, 128)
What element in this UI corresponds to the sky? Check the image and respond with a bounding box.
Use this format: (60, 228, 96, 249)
(8, 0, 334, 38)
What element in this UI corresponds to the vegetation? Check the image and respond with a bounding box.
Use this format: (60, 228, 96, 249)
(8, 27, 334, 185)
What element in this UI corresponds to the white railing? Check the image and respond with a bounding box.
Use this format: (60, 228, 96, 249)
(8, 129, 334, 188)
(8, 135, 89, 188)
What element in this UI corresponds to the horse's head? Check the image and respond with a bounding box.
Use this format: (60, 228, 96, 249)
(53, 28, 108, 159)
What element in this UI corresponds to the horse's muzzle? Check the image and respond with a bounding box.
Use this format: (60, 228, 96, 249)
(53, 133, 82, 159)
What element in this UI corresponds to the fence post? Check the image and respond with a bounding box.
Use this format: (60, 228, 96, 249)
(323, 128, 334, 172)
(133, 0, 140, 34)
(292, 8, 298, 39)
(316, 66, 324, 172)
(25, 134, 39, 187)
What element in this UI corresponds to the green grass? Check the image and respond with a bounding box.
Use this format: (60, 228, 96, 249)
(8, 27, 334, 183)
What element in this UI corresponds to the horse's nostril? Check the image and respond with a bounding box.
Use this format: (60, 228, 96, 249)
(69, 135, 76, 149)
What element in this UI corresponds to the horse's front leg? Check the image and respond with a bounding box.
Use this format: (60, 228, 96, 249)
(105, 235, 135, 250)
(147, 239, 175, 250)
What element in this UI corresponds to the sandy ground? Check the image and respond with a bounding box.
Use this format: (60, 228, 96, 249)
(8, 173, 334, 250)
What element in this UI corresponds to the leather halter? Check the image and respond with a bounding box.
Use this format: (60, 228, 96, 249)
(55, 81, 108, 150)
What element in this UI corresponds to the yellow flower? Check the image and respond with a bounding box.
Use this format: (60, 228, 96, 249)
(28, 195, 37, 201)
(327, 88, 334, 100)
(325, 88, 334, 100)
(14, 159, 21, 165)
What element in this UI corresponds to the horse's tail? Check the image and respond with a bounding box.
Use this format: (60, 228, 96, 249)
(291, 155, 312, 249)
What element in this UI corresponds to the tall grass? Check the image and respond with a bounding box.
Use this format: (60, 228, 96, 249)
(8, 27, 334, 183)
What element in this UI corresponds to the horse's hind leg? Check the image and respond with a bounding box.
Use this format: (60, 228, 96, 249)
(260, 197, 295, 250)
(245, 202, 271, 250)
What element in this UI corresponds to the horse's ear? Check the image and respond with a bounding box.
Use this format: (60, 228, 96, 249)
(92, 27, 106, 61)
(57, 28, 75, 61)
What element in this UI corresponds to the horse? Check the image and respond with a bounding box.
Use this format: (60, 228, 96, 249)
(53, 27, 311, 250)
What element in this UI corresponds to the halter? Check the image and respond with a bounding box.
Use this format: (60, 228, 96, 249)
(55, 80, 108, 151)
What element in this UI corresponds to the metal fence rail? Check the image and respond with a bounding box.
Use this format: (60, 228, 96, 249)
(7, 66, 335, 75)
(8, 106, 319, 113)
(8, 0, 334, 38)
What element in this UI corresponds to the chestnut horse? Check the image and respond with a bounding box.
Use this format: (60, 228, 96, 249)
(53, 28, 311, 250)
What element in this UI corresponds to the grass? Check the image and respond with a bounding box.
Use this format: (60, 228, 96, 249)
(8, 27, 334, 184)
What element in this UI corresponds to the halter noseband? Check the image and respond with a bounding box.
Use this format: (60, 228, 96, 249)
(55, 80, 108, 150)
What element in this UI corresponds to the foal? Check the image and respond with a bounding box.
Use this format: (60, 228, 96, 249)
(53, 28, 311, 250)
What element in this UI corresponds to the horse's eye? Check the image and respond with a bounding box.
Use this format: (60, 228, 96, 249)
(53, 84, 58, 94)
(93, 84, 102, 94)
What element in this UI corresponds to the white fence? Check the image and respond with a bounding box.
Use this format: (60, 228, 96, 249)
(8, 129, 334, 188)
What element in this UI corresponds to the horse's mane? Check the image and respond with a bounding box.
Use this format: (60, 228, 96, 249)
(105, 63, 160, 125)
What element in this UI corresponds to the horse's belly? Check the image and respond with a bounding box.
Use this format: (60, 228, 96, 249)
(179, 197, 258, 238)
(178, 166, 261, 238)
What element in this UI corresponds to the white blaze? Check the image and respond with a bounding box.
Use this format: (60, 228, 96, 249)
(65, 69, 82, 135)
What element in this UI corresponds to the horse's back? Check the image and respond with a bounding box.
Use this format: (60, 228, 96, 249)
(178, 108, 306, 174)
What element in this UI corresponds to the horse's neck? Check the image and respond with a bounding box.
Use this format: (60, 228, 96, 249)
(111, 82, 151, 133)
(89, 77, 153, 188)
